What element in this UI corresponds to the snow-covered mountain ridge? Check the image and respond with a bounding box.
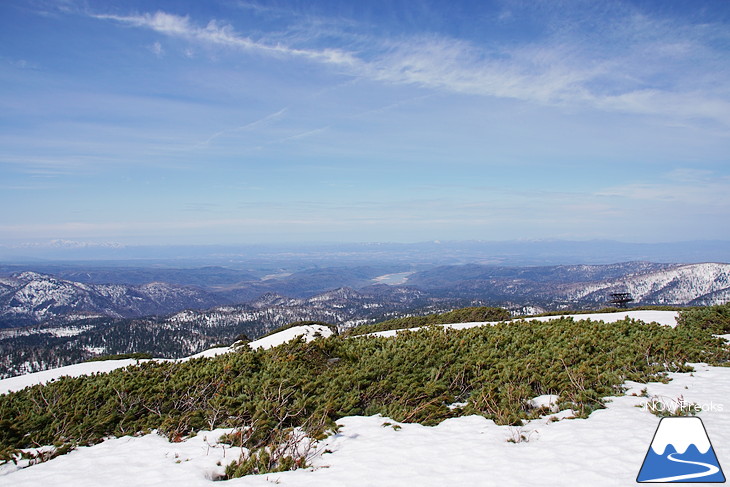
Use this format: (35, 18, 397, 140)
(564, 263, 730, 306)
(0, 272, 221, 327)
(1, 262, 728, 330)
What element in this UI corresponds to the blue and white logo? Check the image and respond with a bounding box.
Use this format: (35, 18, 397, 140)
(637, 417, 725, 483)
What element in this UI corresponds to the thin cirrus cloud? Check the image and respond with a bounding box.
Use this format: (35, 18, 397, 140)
(91, 11, 358, 66)
(597, 173, 730, 208)
(89, 8, 730, 128)
(198, 107, 288, 147)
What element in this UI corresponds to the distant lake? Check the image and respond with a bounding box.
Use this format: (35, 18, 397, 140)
(371, 271, 415, 285)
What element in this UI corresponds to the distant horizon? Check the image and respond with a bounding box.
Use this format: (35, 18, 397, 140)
(4, 237, 730, 249)
(2, 238, 729, 267)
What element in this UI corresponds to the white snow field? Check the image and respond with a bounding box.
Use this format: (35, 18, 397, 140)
(2, 312, 728, 487)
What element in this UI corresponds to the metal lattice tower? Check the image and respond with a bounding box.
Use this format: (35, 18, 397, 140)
(609, 292, 634, 308)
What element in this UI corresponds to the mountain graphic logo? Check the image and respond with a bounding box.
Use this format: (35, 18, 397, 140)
(637, 417, 726, 483)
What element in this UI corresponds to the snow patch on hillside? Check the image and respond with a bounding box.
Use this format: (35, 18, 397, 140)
(521, 310, 679, 327)
(0, 325, 335, 392)
(0, 359, 141, 395)
(369, 310, 679, 338)
(249, 324, 333, 350)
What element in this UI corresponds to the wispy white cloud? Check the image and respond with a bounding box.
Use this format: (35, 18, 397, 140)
(597, 170, 730, 207)
(362, 29, 730, 127)
(198, 107, 288, 147)
(5, 58, 41, 70)
(92, 11, 358, 66)
(276, 126, 330, 143)
(364, 37, 595, 105)
(0, 183, 53, 191)
(234, 1, 277, 15)
(149, 41, 164, 57)
(89, 7, 730, 128)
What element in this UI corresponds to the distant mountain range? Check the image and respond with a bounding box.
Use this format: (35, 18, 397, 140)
(408, 262, 730, 307)
(1, 260, 729, 377)
(2, 262, 730, 329)
(0, 265, 410, 328)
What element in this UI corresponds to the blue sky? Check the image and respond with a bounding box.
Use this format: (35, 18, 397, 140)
(1, 0, 729, 246)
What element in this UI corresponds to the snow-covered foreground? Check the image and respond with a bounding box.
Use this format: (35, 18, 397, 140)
(2, 364, 728, 487)
(3, 311, 728, 487)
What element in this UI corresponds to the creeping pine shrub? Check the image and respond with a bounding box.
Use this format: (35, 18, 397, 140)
(225, 447, 302, 478)
(677, 303, 730, 334)
(223, 428, 310, 478)
(0, 446, 20, 465)
(0, 309, 728, 479)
